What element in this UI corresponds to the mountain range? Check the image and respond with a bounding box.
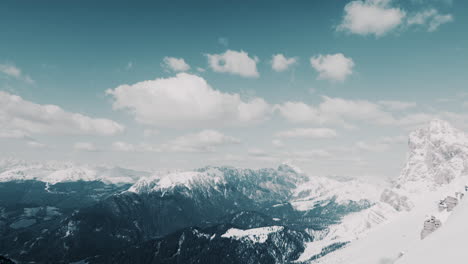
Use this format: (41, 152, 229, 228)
(1, 119, 468, 263)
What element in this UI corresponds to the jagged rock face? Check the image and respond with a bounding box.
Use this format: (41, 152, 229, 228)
(398, 119, 468, 186)
(380, 120, 468, 211)
(380, 189, 413, 212)
(420, 216, 442, 239)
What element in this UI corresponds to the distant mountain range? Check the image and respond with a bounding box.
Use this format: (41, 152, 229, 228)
(1, 119, 468, 263)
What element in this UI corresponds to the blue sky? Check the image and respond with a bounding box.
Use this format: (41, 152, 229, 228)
(1, 0, 467, 180)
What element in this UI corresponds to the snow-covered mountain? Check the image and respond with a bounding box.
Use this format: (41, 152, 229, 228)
(129, 163, 380, 209)
(313, 119, 468, 264)
(0, 159, 379, 263)
(0, 158, 150, 184)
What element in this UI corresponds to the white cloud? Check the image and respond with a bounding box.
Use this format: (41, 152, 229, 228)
(196, 67, 206, 72)
(0, 129, 30, 139)
(74, 142, 98, 152)
(162, 57, 191, 72)
(271, 54, 297, 72)
(276, 96, 394, 127)
(112, 141, 138, 152)
(163, 130, 240, 153)
(143, 129, 159, 137)
(272, 139, 284, 148)
(407, 9, 453, 32)
(275, 128, 337, 139)
(356, 141, 390, 152)
(274, 97, 435, 128)
(0, 91, 124, 137)
(378, 100, 417, 110)
(338, 0, 406, 37)
(110, 130, 239, 153)
(310, 53, 354, 82)
(380, 135, 407, 144)
(107, 73, 271, 127)
(27, 141, 46, 149)
(0, 63, 34, 84)
(354, 135, 407, 153)
(206, 50, 259, 78)
(248, 148, 270, 157)
(275, 101, 319, 124)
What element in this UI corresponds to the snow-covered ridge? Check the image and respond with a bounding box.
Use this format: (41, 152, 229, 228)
(0, 158, 150, 184)
(290, 176, 381, 211)
(311, 119, 468, 264)
(128, 163, 308, 194)
(221, 226, 284, 243)
(127, 162, 381, 209)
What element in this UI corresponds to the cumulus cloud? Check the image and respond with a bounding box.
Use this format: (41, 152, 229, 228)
(271, 54, 297, 72)
(275, 96, 395, 127)
(310, 53, 354, 82)
(0, 91, 124, 137)
(74, 142, 98, 152)
(107, 73, 271, 127)
(338, 0, 406, 37)
(162, 57, 191, 72)
(275, 128, 337, 139)
(206, 50, 259, 78)
(274, 96, 456, 130)
(338, 0, 453, 36)
(0, 63, 34, 84)
(407, 9, 453, 32)
(162, 130, 240, 152)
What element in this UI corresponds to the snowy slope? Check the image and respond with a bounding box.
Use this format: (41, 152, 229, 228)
(310, 119, 468, 263)
(396, 195, 468, 264)
(290, 176, 381, 211)
(222, 226, 284, 243)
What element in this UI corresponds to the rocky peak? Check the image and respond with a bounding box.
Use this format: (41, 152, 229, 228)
(398, 119, 468, 185)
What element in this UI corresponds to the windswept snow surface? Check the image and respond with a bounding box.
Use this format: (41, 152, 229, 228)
(221, 226, 284, 243)
(396, 195, 468, 264)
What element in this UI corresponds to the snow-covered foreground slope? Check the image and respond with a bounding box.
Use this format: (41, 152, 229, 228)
(396, 194, 468, 264)
(312, 119, 468, 263)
